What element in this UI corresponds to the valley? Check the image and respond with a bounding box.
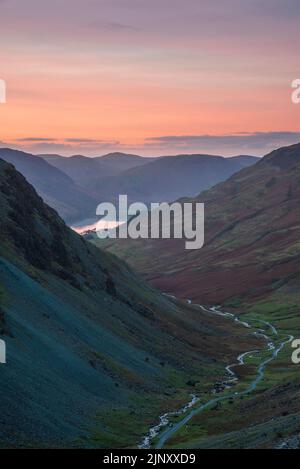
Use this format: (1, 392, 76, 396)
(94, 144, 300, 448)
(154, 302, 295, 449)
(0, 144, 299, 448)
(0, 158, 260, 448)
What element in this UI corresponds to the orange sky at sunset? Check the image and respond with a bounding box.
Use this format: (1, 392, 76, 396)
(1, 0, 300, 156)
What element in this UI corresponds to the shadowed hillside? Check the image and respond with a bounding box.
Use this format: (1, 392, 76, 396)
(0, 148, 98, 223)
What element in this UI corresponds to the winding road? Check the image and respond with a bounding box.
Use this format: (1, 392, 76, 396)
(139, 298, 294, 449)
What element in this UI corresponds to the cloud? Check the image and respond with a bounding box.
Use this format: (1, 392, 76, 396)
(16, 137, 57, 142)
(89, 21, 139, 32)
(9, 137, 122, 156)
(65, 138, 120, 144)
(146, 132, 300, 156)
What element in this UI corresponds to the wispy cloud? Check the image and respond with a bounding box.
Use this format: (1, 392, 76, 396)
(146, 132, 300, 156)
(16, 137, 57, 142)
(89, 21, 139, 32)
(7, 137, 122, 156)
(65, 138, 120, 144)
(2, 136, 132, 156)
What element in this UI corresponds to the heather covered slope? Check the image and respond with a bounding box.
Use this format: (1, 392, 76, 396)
(0, 148, 98, 223)
(0, 159, 257, 448)
(99, 143, 300, 306)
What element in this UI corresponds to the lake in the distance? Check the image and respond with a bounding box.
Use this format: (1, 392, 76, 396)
(71, 217, 123, 235)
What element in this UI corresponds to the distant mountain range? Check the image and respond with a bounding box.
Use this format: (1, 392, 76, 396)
(0, 158, 255, 447)
(42, 152, 259, 206)
(89, 154, 259, 205)
(0, 148, 259, 225)
(41, 152, 155, 188)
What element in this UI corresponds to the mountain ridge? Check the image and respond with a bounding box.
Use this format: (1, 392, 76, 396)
(41, 152, 156, 188)
(89, 153, 259, 205)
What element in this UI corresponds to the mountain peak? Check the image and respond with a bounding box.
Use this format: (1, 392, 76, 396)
(261, 142, 300, 170)
(100, 152, 143, 160)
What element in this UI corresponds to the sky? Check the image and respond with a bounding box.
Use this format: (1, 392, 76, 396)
(0, 0, 300, 156)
